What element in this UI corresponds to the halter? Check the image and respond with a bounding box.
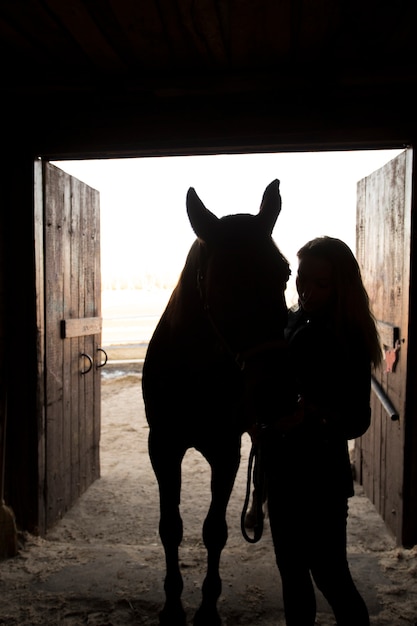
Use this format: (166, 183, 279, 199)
(197, 268, 247, 371)
(197, 266, 287, 370)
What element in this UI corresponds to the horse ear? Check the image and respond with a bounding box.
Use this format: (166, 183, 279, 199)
(186, 187, 219, 240)
(257, 179, 282, 234)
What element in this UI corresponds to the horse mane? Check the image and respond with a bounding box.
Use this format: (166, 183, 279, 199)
(164, 239, 205, 329)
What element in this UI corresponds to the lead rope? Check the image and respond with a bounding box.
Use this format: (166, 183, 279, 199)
(241, 440, 265, 543)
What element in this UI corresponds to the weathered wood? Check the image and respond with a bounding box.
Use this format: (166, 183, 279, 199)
(70, 175, 81, 505)
(42, 0, 125, 71)
(79, 179, 89, 495)
(2, 0, 416, 96)
(62, 168, 72, 517)
(44, 163, 66, 526)
(61, 317, 102, 339)
(92, 182, 101, 484)
(34, 160, 46, 534)
(43, 163, 101, 530)
(377, 321, 400, 350)
(355, 150, 414, 545)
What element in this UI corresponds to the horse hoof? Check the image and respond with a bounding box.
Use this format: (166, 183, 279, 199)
(193, 606, 222, 626)
(159, 601, 186, 626)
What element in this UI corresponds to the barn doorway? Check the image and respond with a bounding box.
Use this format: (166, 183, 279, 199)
(44, 148, 405, 535)
(23, 147, 417, 625)
(52, 148, 404, 352)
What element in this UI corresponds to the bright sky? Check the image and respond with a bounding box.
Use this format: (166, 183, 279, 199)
(54, 149, 403, 307)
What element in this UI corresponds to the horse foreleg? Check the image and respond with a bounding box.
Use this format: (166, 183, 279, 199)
(159, 499, 185, 625)
(149, 431, 186, 625)
(193, 503, 227, 626)
(194, 446, 240, 626)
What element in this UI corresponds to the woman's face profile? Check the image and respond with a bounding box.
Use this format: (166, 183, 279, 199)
(296, 256, 334, 314)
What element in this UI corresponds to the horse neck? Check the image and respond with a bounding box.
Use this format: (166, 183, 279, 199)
(166, 241, 207, 332)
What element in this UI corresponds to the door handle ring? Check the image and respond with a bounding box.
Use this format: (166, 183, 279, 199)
(80, 353, 93, 375)
(96, 347, 108, 369)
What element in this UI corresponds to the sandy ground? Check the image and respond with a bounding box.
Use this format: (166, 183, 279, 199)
(1, 371, 417, 625)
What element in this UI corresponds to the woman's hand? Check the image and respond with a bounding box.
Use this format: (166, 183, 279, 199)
(274, 396, 305, 434)
(247, 396, 305, 441)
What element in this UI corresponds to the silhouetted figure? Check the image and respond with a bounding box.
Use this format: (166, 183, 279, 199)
(265, 236, 381, 626)
(142, 181, 292, 625)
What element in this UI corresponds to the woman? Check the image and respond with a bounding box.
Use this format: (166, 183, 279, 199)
(265, 236, 381, 626)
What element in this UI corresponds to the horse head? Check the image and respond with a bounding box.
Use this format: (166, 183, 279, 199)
(186, 179, 290, 363)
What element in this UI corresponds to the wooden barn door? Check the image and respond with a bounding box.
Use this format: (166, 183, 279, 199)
(355, 149, 415, 546)
(35, 161, 102, 531)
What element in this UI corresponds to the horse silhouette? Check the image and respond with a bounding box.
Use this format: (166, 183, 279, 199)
(142, 180, 292, 625)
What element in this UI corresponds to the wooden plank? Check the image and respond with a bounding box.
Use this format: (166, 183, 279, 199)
(84, 181, 95, 488)
(91, 183, 101, 482)
(61, 317, 102, 338)
(379, 399, 387, 525)
(108, 0, 173, 66)
(61, 167, 72, 518)
(43, 0, 126, 71)
(69, 174, 81, 503)
(0, 1, 82, 63)
(44, 162, 66, 527)
(402, 149, 417, 546)
(78, 178, 88, 496)
(373, 394, 382, 514)
(34, 160, 46, 534)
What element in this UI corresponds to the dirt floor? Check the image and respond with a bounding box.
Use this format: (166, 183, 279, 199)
(0, 371, 416, 625)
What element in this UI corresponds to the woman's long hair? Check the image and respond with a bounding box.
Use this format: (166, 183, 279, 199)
(297, 236, 382, 369)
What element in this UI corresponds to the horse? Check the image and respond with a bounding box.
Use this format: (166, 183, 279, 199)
(142, 179, 293, 625)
